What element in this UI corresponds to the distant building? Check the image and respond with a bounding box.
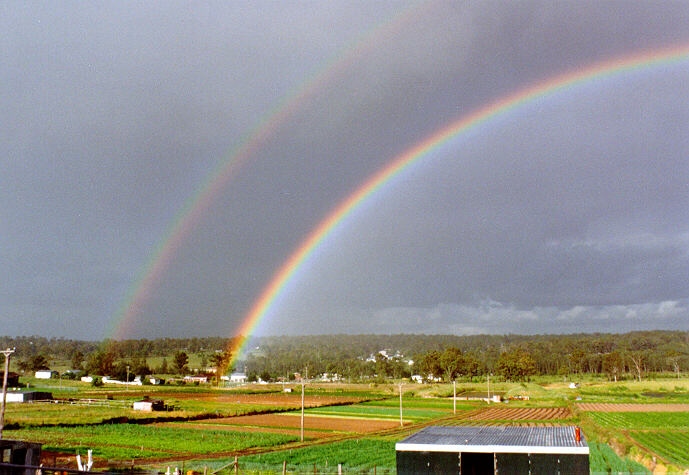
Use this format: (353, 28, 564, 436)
(0, 371, 20, 387)
(34, 370, 58, 379)
(133, 398, 166, 412)
(183, 375, 208, 384)
(229, 372, 247, 383)
(396, 426, 589, 474)
(6, 391, 53, 403)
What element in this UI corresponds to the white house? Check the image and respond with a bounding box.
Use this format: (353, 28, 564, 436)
(35, 370, 57, 379)
(229, 372, 247, 383)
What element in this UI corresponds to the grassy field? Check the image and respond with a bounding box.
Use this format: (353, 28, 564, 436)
(4, 424, 298, 460)
(298, 404, 453, 422)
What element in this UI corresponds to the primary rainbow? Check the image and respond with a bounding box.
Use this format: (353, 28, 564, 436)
(108, 2, 426, 340)
(227, 44, 689, 362)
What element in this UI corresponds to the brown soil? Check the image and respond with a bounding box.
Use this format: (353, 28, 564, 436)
(466, 407, 572, 420)
(165, 422, 338, 439)
(576, 403, 689, 412)
(184, 413, 400, 433)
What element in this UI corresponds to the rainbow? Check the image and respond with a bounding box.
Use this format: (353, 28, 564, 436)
(227, 44, 689, 363)
(108, 2, 426, 340)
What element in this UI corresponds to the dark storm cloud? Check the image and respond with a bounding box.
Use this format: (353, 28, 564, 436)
(2, 1, 688, 338)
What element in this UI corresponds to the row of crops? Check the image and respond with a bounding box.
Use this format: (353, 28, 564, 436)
(4, 424, 298, 460)
(585, 410, 689, 470)
(588, 411, 689, 430)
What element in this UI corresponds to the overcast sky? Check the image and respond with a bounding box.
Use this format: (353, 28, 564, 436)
(2, 1, 689, 340)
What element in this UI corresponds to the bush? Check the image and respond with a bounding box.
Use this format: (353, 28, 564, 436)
(91, 377, 103, 387)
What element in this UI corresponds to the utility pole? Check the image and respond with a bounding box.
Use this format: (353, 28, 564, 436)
(0, 347, 16, 439)
(453, 380, 456, 415)
(126, 365, 130, 391)
(487, 373, 491, 404)
(301, 380, 305, 442)
(399, 383, 403, 426)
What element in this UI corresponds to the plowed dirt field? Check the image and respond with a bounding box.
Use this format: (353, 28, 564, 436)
(466, 407, 571, 420)
(188, 413, 401, 433)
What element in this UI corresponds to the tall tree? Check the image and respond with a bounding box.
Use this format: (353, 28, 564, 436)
(173, 351, 189, 375)
(496, 349, 536, 382)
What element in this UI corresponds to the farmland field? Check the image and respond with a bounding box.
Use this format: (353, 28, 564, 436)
(6, 378, 689, 473)
(4, 424, 298, 461)
(587, 411, 689, 430)
(628, 431, 689, 467)
(299, 403, 452, 422)
(165, 413, 402, 435)
(465, 406, 572, 421)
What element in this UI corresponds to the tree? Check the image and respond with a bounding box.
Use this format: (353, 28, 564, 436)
(209, 350, 233, 384)
(86, 350, 115, 376)
(628, 352, 644, 382)
(29, 354, 50, 371)
(496, 350, 536, 382)
(173, 351, 189, 375)
(417, 350, 442, 382)
(439, 348, 464, 382)
(602, 351, 623, 382)
(71, 351, 84, 370)
(157, 358, 169, 374)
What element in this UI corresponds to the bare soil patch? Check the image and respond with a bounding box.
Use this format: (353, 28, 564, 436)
(467, 407, 571, 421)
(190, 413, 400, 433)
(577, 403, 689, 412)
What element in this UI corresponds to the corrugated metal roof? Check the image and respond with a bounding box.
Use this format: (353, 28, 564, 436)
(397, 426, 587, 450)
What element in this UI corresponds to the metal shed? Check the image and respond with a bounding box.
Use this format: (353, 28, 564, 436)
(396, 425, 589, 474)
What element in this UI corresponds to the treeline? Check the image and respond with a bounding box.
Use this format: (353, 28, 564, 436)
(245, 331, 689, 382)
(0, 335, 233, 361)
(2, 331, 689, 382)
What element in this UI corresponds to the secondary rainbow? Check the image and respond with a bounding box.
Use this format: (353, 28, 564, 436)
(227, 44, 689, 362)
(108, 2, 426, 340)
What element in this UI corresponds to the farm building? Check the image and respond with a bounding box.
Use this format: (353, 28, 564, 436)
(0, 371, 20, 387)
(396, 426, 589, 474)
(34, 370, 58, 379)
(229, 372, 247, 383)
(0, 439, 42, 474)
(5, 391, 53, 403)
(457, 390, 505, 402)
(133, 398, 166, 412)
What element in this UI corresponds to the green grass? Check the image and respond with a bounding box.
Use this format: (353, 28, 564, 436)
(587, 412, 689, 430)
(628, 432, 689, 467)
(4, 424, 298, 459)
(360, 397, 476, 410)
(298, 404, 448, 422)
(163, 438, 397, 474)
(588, 442, 649, 474)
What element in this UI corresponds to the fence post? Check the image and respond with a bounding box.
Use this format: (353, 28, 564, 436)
(338, 463, 342, 474)
(283, 460, 287, 474)
(234, 455, 238, 474)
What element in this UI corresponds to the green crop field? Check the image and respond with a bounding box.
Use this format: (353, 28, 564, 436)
(628, 432, 689, 467)
(359, 397, 476, 411)
(587, 442, 649, 474)
(298, 404, 448, 422)
(587, 412, 689, 430)
(158, 438, 398, 474)
(4, 424, 298, 460)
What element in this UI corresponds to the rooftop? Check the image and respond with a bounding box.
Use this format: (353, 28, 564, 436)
(396, 426, 589, 455)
